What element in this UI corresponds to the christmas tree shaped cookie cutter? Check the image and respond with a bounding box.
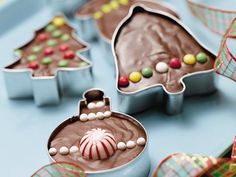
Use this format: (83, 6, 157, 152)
(3, 15, 93, 106)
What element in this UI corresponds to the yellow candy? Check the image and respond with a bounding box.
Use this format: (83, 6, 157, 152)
(102, 4, 112, 14)
(110, 0, 120, 10)
(94, 11, 103, 19)
(52, 17, 65, 27)
(119, 0, 129, 5)
(183, 54, 196, 65)
(129, 72, 142, 83)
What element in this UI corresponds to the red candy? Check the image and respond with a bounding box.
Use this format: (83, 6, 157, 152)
(64, 50, 75, 59)
(118, 76, 129, 87)
(38, 33, 48, 41)
(28, 61, 39, 70)
(44, 47, 54, 56)
(59, 44, 69, 52)
(169, 58, 181, 69)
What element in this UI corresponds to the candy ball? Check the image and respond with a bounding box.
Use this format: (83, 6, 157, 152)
(88, 113, 96, 120)
(137, 137, 146, 146)
(46, 24, 56, 32)
(119, 0, 129, 5)
(58, 60, 69, 67)
(126, 141, 136, 149)
(196, 52, 208, 63)
(59, 44, 69, 52)
(104, 111, 112, 118)
(61, 34, 70, 41)
(87, 102, 96, 109)
(52, 17, 65, 27)
(93, 11, 103, 20)
(118, 76, 129, 87)
(79, 113, 88, 122)
(155, 62, 168, 73)
(183, 54, 196, 65)
(101, 4, 112, 14)
(117, 142, 126, 151)
(28, 61, 39, 70)
(41, 57, 52, 65)
(38, 33, 48, 41)
(52, 30, 62, 38)
(110, 0, 119, 10)
(49, 147, 57, 156)
(47, 39, 57, 47)
(59, 146, 69, 155)
(64, 50, 75, 60)
(78, 62, 89, 67)
(169, 58, 181, 69)
(27, 55, 37, 62)
(141, 67, 153, 78)
(96, 112, 104, 120)
(96, 101, 105, 108)
(32, 46, 42, 53)
(70, 146, 79, 154)
(44, 47, 54, 56)
(129, 72, 142, 83)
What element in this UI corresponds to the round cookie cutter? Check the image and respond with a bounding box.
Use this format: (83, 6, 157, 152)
(112, 5, 217, 115)
(47, 88, 150, 177)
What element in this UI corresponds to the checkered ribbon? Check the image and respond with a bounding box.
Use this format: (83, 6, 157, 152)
(187, 0, 236, 35)
(215, 18, 236, 81)
(31, 162, 86, 177)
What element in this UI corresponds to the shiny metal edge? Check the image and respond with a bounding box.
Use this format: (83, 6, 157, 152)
(111, 4, 217, 115)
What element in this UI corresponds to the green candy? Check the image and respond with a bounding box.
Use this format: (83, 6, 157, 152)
(196, 52, 208, 64)
(78, 62, 89, 67)
(58, 60, 68, 67)
(141, 67, 153, 78)
(52, 30, 62, 38)
(15, 49, 22, 57)
(46, 24, 56, 32)
(61, 34, 70, 41)
(27, 55, 37, 62)
(32, 46, 42, 53)
(47, 39, 57, 47)
(41, 57, 52, 65)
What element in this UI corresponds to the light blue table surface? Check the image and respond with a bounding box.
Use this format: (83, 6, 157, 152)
(0, 0, 236, 177)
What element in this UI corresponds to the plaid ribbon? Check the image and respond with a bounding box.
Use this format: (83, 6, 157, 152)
(31, 162, 86, 177)
(215, 18, 236, 81)
(187, 0, 236, 35)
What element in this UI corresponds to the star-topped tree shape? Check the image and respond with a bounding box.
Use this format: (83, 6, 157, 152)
(7, 16, 90, 77)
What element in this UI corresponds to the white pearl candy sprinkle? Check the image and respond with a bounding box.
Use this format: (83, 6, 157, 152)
(137, 137, 146, 146)
(70, 146, 79, 154)
(80, 113, 88, 122)
(126, 141, 136, 149)
(155, 62, 169, 73)
(117, 142, 126, 151)
(49, 147, 57, 156)
(88, 113, 96, 120)
(104, 111, 112, 118)
(96, 101, 105, 108)
(96, 112, 104, 119)
(59, 146, 69, 155)
(87, 102, 96, 109)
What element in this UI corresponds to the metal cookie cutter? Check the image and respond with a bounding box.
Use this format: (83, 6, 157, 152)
(112, 5, 217, 115)
(3, 15, 93, 106)
(47, 88, 150, 177)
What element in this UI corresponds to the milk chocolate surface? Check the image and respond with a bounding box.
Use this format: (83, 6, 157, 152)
(115, 10, 215, 93)
(77, 0, 178, 41)
(49, 101, 146, 172)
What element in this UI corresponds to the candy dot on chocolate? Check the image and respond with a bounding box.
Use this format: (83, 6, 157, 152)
(94, 11, 103, 20)
(44, 47, 54, 56)
(59, 146, 69, 155)
(155, 62, 169, 73)
(117, 142, 126, 151)
(47, 39, 57, 47)
(137, 137, 146, 146)
(46, 24, 56, 32)
(38, 33, 48, 41)
(32, 46, 42, 53)
(61, 34, 70, 41)
(183, 54, 196, 65)
(59, 44, 69, 52)
(88, 113, 96, 120)
(126, 141, 136, 149)
(118, 76, 129, 87)
(52, 30, 62, 38)
(49, 147, 57, 156)
(169, 58, 181, 69)
(129, 72, 142, 83)
(52, 17, 65, 27)
(78, 62, 89, 67)
(110, 0, 119, 10)
(101, 4, 112, 14)
(119, 0, 129, 5)
(141, 67, 153, 78)
(58, 60, 69, 67)
(28, 61, 39, 70)
(96, 112, 104, 120)
(64, 50, 75, 60)
(70, 146, 79, 154)
(196, 52, 208, 64)
(104, 111, 112, 118)
(27, 55, 37, 62)
(41, 57, 52, 65)
(80, 113, 88, 122)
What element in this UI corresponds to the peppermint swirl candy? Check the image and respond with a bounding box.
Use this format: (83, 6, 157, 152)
(79, 128, 117, 160)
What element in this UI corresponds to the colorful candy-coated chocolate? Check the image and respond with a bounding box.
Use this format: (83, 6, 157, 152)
(183, 54, 196, 65)
(52, 17, 65, 27)
(119, 0, 129, 5)
(118, 76, 129, 87)
(46, 24, 56, 32)
(129, 72, 142, 83)
(38, 33, 48, 41)
(64, 50, 75, 60)
(44, 47, 54, 56)
(15, 49, 22, 57)
(196, 52, 208, 63)
(32, 46, 42, 53)
(27, 55, 37, 62)
(141, 67, 153, 78)
(155, 62, 169, 73)
(41, 57, 52, 65)
(58, 60, 69, 67)
(78, 62, 89, 67)
(102, 4, 112, 13)
(52, 30, 62, 38)
(169, 58, 181, 69)
(94, 11, 103, 20)
(28, 61, 39, 70)
(59, 44, 69, 52)
(47, 39, 57, 47)
(61, 34, 70, 41)
(110, 0, 119, 10)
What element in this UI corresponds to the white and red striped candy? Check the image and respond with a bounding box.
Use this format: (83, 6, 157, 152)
(79, 128, 117, 160)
